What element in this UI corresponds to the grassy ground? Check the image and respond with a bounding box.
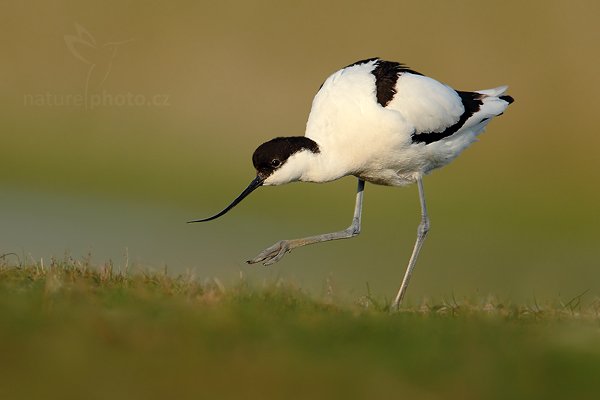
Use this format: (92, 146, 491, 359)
(1, 258, 599, 400)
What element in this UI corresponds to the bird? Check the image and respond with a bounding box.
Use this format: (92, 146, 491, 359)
(189, 58, 514, 308)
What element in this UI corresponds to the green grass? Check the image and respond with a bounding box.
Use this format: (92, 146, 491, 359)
(1, 258, 599, 400)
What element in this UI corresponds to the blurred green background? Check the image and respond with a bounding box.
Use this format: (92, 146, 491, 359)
(2, 0, 599, 302)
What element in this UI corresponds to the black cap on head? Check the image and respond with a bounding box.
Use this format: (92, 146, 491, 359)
(252, 136, 320, 179)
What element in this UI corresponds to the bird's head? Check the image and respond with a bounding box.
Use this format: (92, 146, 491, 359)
(252, 137, 320, 186)
(188, 136, 320, 223)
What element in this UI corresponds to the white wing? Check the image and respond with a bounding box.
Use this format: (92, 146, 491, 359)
(388, 72, 512, 144)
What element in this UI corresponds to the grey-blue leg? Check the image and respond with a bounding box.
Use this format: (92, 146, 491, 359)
(392, 177, 430, 309)
(247, 179, 365, 266)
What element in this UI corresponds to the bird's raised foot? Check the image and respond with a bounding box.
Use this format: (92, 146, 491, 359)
(246, 240, 291, 266)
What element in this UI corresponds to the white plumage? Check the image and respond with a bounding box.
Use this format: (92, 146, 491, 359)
(191, 58, 514, 308)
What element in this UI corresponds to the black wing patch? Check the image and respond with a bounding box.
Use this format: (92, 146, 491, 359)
(372, 61, 401, 107)
(411, 91, 483, 145)
(341, 58, 423, 107)
(371, 60, 423, 107)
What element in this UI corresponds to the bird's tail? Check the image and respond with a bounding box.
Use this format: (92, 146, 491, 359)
(458, 86, 513, 137)
(477, 85, 514, 105)
(474, 86, 514, 119)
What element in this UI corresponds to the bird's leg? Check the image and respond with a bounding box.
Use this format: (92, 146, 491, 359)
(247, 179, 365, 266)
(392, 177, 430, 310)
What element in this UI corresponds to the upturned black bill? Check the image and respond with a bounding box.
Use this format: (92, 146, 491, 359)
(187, 176, 264, 223)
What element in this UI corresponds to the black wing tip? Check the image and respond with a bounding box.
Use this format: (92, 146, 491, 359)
(499, 95, 515, 104)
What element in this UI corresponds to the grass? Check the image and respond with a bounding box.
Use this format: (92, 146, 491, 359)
(1, 257, 600, 400)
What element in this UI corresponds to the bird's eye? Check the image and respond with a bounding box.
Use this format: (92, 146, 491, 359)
(271, 159, 281, 167)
